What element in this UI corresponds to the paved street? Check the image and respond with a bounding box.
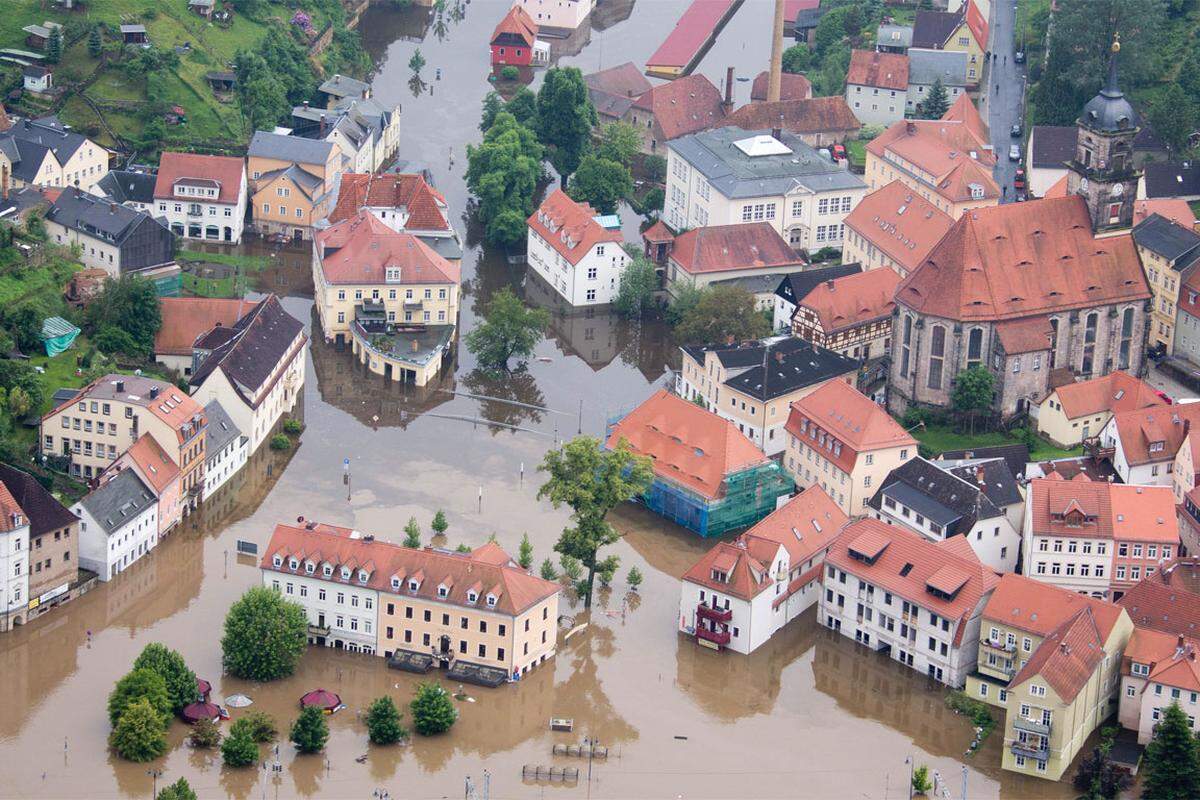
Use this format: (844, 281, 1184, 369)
(983, 0, 1028, 202)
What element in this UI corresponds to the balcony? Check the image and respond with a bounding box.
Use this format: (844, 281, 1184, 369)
(696, 603, 732, 623)
(982, 637, 1015, 654)
(186, 207, 204, 218)
(696, 626, 731, 646)
(1013, 717, 1052, 736)
(1010, 740, 1049, 760)
(308, 623, 330, 637)
(1083, 436, 1116, 461)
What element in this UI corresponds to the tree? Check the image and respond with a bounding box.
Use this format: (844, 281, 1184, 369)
(133, 643, 199, 714)
(537, 437, 653, 607)
(230, 711, 277, 743)
(614, 253, 659, 319)
(499, 65, 520, 81)
(409, 48, 426, 73)
(46, 26, 62, 64)
(410, 682, 457, 735)
(5, 303, 46, 354)
(535, 67, 597, 181)
(465, 112, 544, 247)
(479, 91, 504, 132)
(221, 586, 307, 682)
(1141, 703, 1200, 799)
(673, 285, 771, 345)
(366, 696, 407, 745)
(7, 387, 30, 419)
(403, 517, 422, 548)
(465, 287, 550, 370)
(919, 78, 950, 119)
(189, 718, 221, 749)
(596, 122, 643, 167)
(84, 275, 162, 352)
(950, 366, 995, 435)
(912, 765, 933, 794)
(1074, 746, 1129, 800)
(157, 778, 197, 800)
(1147, 84, 1198, 152)
(644, 155, 667, 183)
(109, 697, 168, 762)
(567, 155, 632, 214)
(781, 44, 811, 74)
(88, 26, 103, 59)
(518, 533, 534, 569)
(506, 86, 538, 128)
(596, 556, 617, 587)
(221, 729, 259, 767)
(290, 706, 329, 754)
(540, 557, 558, 581)
(627, 566, 643, 590)
(108, 668, 171, 728)
(93, 326, 144, 358)
(431, 510, 448, 537)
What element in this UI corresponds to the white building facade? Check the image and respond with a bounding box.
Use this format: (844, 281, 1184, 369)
(525, 188, 628, 307)
(73, 472, 159, 583)
(0, 505, 29, 631)
(263, 552, 380, 654)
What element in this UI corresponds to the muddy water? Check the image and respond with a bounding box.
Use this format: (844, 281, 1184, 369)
(0, 3, 1079, 798)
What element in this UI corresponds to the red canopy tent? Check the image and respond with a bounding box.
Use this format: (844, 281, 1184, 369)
(196, 678, 212, 701)
(299, 688, 342, 713)
(181, 701, 222, 724)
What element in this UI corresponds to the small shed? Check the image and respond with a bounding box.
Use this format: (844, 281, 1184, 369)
(22, 22, 61, 51)
(120, 25, 148, 45)
(205, 71, 237, 93)
(188, 0, 215, 17)
(22, 65, 52, 94)
(40, 316, 79, 356)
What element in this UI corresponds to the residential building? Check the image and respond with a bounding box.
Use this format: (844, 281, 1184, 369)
(0, 116, 109, 192)
(905, 48, 967, 114)
(1134, 198, 1197, 229)
(790, 267, 901, 361)
(584, 63, 652, 125)
(100, 433, 182, 538)
(1132, 213, 1200, 352)
(865, 95, 999, 219)
(819, 518, 999, 686)
(785, 379, 917, 516)
(261, 520, 561, 677)
(1178, 483, 1200, 554)
(189, 295, 306, 453)
(22, 66, 52, 95)
(326, 172, 462, 264)
(1036, 371, 1165, 448)
(676, 337, 859, 455)
(247, 132, 343, 241)
(656, 222, 805, 297)
(1141, 161, 1200, 202)
(624, 74, 726, 155)
(1023, 478, 1179, 600)
(512, 0, 594, 37)
(201, 400, 247, 500)
(318, 74, 370, 108)
(911, 2, 986, 86)
(964, 575, 1131, 781)
(152, 152, 247, 243)
(841, 180, 953, 278)
(875, 23, 913, 54)
(526, 189, 626, 307)
(73, 469, 158, 582)
(890, 197, 1151, 422)
(153, 297, 249, 376)
(0, 484, 29, 631)
(749, 70, 811, 102)
(291, 97, 403, 174)
(1026, 126, 1075, 198)
(665, 126, 867, 250)
(1175, 267, 1200, 364)
(39, 375, 207, 497)
(491, 5, 540, 67)
(867, 456, 1021, 571)
(0, 464, 78, 624)
(844, 49, 909, 126)
(723, 97, 861, 149)
(95, 169, 156, 213)
(44, 188, 176, 283)
(679, 487, 848, 653)
(605, 390, 793, 537)
(1095, 403, 1200, 486)
(771, 263, 862, 332)
(1119, 627, 1200, 743)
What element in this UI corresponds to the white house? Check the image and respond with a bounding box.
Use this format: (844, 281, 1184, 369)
(819, 519, 997, 687)
(525, 188, 627, 307)
(512, 0, 595, 35)
(153, 152, 248, 244)
(74, 469, 158, 582)
(22, 65, 52, 94)
(0, 485, 30, 632)
(845, 49, 909, 126)
(665, 127, 867, 251)
(202, 400, 249, 500)
(679, 488, 849, 654)
(1097, 403, 1200, 486)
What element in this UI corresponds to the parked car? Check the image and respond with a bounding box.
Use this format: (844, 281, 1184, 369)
(1014, 168, 1026, 191)
(1157, 390, 1174, 404)
(832, 143, 847, 161)
(1014, 51, 1025, 63)
(1009, 144, 1021, 162)
(1010, 123, 1022, 137)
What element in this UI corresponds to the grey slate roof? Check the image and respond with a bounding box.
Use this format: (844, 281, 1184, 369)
(867, 456, 1004, 538)
(46, 188, 164, 247)
(256, 164, 324, 199)
(1144, 161, 1200, 199)
(96, 170, 157, 206)
(8, 138, 51, 183)
(906, 48, 967, 87)
(912, 9, 961, 49)
(80, 469, 156, 536)
(710, 272, 795, 295)
(0, 463, 78, 538)
(773, 263, 863, 307)
(718, 338, 858, 401)
(935, 443, 1030, 480)
(668, 126, 865, 200)
(939, 457, 1024, 509)
(320, 74, 369, 99)
(248, 131, 334, 165)
(1133, 213, 1200, 265)
(189, 295, 306, 403)
(1029, 126, 1076, 169)
(203, 399, 244, 458)
(876, 24, 913, 49)
(2, 116, 95, 170)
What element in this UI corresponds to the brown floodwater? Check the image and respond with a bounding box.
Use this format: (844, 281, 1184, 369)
(0, 2, 1083, 798)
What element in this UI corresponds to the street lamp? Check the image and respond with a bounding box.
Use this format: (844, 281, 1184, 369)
(147, 768, 163, 799)
(905, 756, 913, 800)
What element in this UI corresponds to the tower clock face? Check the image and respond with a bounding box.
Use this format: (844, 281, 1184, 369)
(1080, 178, 1089, 193)
(1111, 183, 1124, 196)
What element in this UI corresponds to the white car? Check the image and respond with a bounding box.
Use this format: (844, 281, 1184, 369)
(1009, 144, 1021, 162)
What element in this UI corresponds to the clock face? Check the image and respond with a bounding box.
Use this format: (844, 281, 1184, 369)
(1080, 177, 1089, 193)
(1111, 183, 1124, 197)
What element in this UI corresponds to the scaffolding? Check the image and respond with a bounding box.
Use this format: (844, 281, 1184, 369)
(640, 460, 794, 538)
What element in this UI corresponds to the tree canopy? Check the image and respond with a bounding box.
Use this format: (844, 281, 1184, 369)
(109, 697, 168, 762)
(221, 586, 308, 682)
(535, 67, 597, 181)
(366, 696, 407, 745)
(133, 643, 199, 714)
(614, 252, 659, 319)
(108, 668, 171, 729)
(919, 78, 950, 119)
(567, 155, 632, 214)
(672, 285, 770, 345)
(465, 287, 550, 370)
(157, 778, 198, 800)
(596, 121, 643, 167)
(466, 112, 544, 247)
(951, 366, 995, 434)
(84, 275, 162, 353)
(1141, 703, 1200, 799)
(290, 705, 329, 753)
(411, 682, 457, 735)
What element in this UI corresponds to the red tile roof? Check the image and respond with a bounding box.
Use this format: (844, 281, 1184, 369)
(1027, 479, 1178, 543)
(646, 0, 739, 70)
(964, 0, 989, 53)
(329, 173, 450, 232)
(0, 482, 26, 532)
(797, 267, 901, 334)
(1043, 174, 1069, 199)
(750, 71, 812, 102)
(315, 211, 460, 286)
(1119, 559, 1200, 636)
(263, 522, 559, 616)
(846, 49, 909, 91)
(606, 389, 769, 500)
(154, 152, 245, 205)
(669, 222, 803, 275)
(943, 94, 989, 142)
(682, 538, 779, 601)
(1125, 628, 1200, 691)
(642, 219, 675, 244)
(1134, 198, 1197, 229)
(1009, 607, 1108, 702)
(842, 181, 953, 275)
(632, 74, 726, 141)
(1051, 371, 1166, 420)
(154, 297, 248, 356)
(114, 433, 180, 494)
(491, 5, 537, 48)
(1110, 403, 1200, 466)
(786, 380, 917, 473)
(725, 97, 860, 139)
(983, 573, 1125, 638)
(527, 188, 623, 267)
(896, 196, 1150, 322)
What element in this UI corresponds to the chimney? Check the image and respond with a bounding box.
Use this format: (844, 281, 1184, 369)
(412, 338, 420, 353)
(320, 114, 327, 137)
(116, 380, 125, 393)
(772, 126, 782, 141)
(303, 100, 309, 110)
(723, 66, 735, 113)
(906, 121, 916, 135)
(767, 0, 785, 102)
(825, 279, 834, 290)
(149, 386, 159, 399)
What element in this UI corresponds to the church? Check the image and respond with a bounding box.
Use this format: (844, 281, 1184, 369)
(887, 43, 1153, 421)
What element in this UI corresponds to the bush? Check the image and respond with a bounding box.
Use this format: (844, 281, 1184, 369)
(108, 668, 171, 728)
(366, 696, 407, 745)
(410, 682, 457, 736)
(500, 65, 520, 81)
(643, 155, 666, 183)
(539, 558, 557, 581)
(109, 697, 168, 762)
(912, 765, 932, 794)
(627, 566, 643, 590)
(221, 586, 308, 682)
(189, 718, 222, 748)
(290, 706, 329, 753)
(269, 433, 292, 451)
(230, 711, 277, 743)
(133, 642, 199, 713)
(157, 778, 198, 800)
(282, 418, 303, 435)
(221, 729, 259, 767)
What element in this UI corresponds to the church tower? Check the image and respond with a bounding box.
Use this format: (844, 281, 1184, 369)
(1065, 36, 1141, 232)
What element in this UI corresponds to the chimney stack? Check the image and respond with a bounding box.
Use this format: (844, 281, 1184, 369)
(303, 100, 309, 110)
(116, 380, 125, 393)
(826, 279, 835, 290)
(772, 126, 783, 141)
(724, 66, 735, 113)
(767, 0, 785, 102)
(320, 114, 327, 137)
(906, 121, 916, 135)
(150, 386, 159, 399)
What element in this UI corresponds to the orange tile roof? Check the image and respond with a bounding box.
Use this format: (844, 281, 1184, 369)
(328, 173, 450, 231)
(682, 538, 779, 601)
(943, 94, 988, 141)
(669, 222, 803, 275)
(825, 519, 998, 646)
(750, 71, 812, 102)
(846, 49, 909, 91)
(1110, 403, 1200, 466)
(1042, 174, 1069, 198)
(995, 316, 1053, 354)
(786, 378, 916, 473)
(1119, 560, 1200, 636)
(1134, 198, 1197, 229)
(262, 522, 559, 616)
(1124, 627, 1200, 693)
(896, 196, 1150, 322)
(315, 211, 460, 286)
(867, 123, 999, 205)
(797, 267, 901, 334)
(1009, 608, 1108, 702)
(490, 5, 537, 48)
(606, 389, 769, 501)
(983, 573, 1125, 638)
(154, 297, 248, 356)
(724, 97, 861, 137)
(115, 433, 180, 494)
(1052, 371, 1166, 420)
(527, 188, 623, 267)
(154, 152, 245, 205)
(964, 0, 988, 55)
(842, 181, 953, 274)
(1027, 479, 1178, 543)
(0, 482, 26, 532)
(631, 74, 726, 141)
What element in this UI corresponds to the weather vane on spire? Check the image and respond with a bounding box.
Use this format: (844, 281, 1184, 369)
(1112, 31, 1121, 53)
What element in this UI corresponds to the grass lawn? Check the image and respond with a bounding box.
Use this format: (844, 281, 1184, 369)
(177, 249, 267, 270)
(847, 139, 867, 169)
(182, 271, 243, 298)
(26, 335, 91, 413)
(913, 423, 1082, 462)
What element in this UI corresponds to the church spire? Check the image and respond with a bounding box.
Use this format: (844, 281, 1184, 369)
(1102, 33, 1122, 97)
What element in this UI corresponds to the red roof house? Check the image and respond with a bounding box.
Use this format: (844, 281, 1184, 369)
(491, 6, 538, 67)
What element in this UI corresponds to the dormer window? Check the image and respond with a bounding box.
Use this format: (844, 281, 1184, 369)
(486, 594, 497, 607)
(273, 555, 283, 567)
(409, 579, 419, 592)
(391, 577, 400, 590)
(323, 565, 333, 577)
(710, 569, 728, 583)
(1150, 441, 1165, 453)
(305, 562, 315, 574)
(340, 567, 351, 580)
(437, 585, 449, 598)
(467, 591, 478, 604)
(358, 570, 369, 583)
(385, 267, 400, 282)
(288, 558, 298, 570)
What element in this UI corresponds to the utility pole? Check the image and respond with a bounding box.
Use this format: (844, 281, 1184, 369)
(905, 756, 914, 800)
(147, 769, 162, 799)
(767, 0, 786, 102)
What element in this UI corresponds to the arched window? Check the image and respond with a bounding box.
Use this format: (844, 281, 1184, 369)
(900, 315, 913, 378)
(1048, 318, 1060, 368)
(1118, 307, 1134, 370)
(1081, 312, 1099, 375)
(927, 325, 946, 389)
(966, 328, 983, 369)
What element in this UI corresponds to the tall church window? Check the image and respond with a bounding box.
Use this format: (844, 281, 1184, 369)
(900, 315, 913, 378)
(1081, 312, 1099, 375)
(1048, 318, 1060, 368)
(1118, 307, 1134, 370)
(927, 325, 946, 389)
(966, 328, 983, 369)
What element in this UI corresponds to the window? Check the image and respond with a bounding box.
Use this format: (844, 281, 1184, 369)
(927, 325, 946, 389)
(900, 315, 913, 377)
(966, 328, 983, 368)
(1082, 312, 1099, 375)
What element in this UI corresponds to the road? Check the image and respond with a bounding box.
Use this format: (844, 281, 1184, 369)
(983, 0, 1028, 202)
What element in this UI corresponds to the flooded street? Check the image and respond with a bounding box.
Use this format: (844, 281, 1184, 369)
(0, 2, 1080, 798)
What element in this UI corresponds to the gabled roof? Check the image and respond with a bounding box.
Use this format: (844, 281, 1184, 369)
(1123, 627, 1200, 693)
(1110, 403, 1200, 466)
(606, 389, 769, 500)
(79, 469, 156, 535)
(940, 457, 1023, 509)
(964, 0, 988, 53)
(1010, 607, 1110, 702)
(994, 316, 1053, 354)
(1119, 559, 1200, 636)
(895, 196, 1149, 322)
(846, 49, 909, 91)
(155, 297, 248, 357)
(720, 340, 858, 401)
(632, 74, 726, 141)
(774, 263, 862, 307)
(912, 9, 963, 49)
(154, 152, 245, 205)
(203, 399, 243, 456)
(329, 172, 450, 231)
(1050, 371, 1165, 420)
(4, 116, 93, 166)
(48, 374, 205, 442)
(0, 483, 26, 532)
(936, 444, 1029, 478)
(787, 380, 916, 473)
(866, 107, 998, 205)
(1027, 478, 1178, 542)
(906, 48, 968, 87)
(797, 267, 901, 333)
(319, 74, 370, 99)
(1134, 199, 1197, 229)
(1028, 126, 1075, 169)
(188, 295, 306, 404)
(526, 189, 623, 266)
(1144, 161, 1200, 199)
(669, 222, 803, 275)
(867, 456, 1002, 536)
(255, 164, 324, 200)
(750, 71, 812, 102)
(1133, 213, 1200, 264)
(490, 5, 537, 48)
(843, 181, 954, 275)
(115, 433, 180, 494)
(584, 63, 651, 119)
(0, 463, 76, 538)
(316, 211, 460, 285)
(45, 188, 165, 251)
(96, 170, 157, 206)
(983, 573, 1125, 638)
(724, 97, 860, 137)
(247, 131, 334, 166)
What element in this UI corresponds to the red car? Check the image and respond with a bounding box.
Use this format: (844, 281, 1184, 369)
(1157, 390, 1174, 405)
(1014, 168, 1026, 191)
(832, 143, 847, 161)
